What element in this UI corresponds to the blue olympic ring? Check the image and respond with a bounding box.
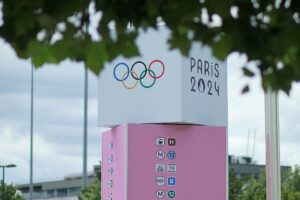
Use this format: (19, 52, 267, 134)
(113, 62, 130, 82)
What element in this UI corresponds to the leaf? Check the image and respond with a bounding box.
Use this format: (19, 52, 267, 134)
(14, 12, 36, 36)
(212, 34, 232, 60)
(168, 33, 191, 56)
(241, 85, 250, 94)
(1, 0, 300, 94)
(86, 41, 108, 74)
(27, 40, 58, 67)
(114, 32, 140, 58)
(242, 67, 255, 77)
(37, 14, 56, 30)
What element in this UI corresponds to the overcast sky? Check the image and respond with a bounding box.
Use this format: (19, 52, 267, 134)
(1, 35, 300, 185)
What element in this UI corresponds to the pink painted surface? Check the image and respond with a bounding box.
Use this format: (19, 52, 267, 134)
(102, 125, 126, 200)
(102, 124, 227, 200)
(127, 124, 226, 200)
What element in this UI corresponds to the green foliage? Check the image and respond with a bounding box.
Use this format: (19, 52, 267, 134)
(229, 169, 251, 200)
(78, 163, 101, 200)
(237, 172, 266, 200)
(78, 179, 101, 200)
(0, 183, 26, 200)
(282, 166, 300, 200)
(230, 166, 300, 200)
(1, 1, 300, 93)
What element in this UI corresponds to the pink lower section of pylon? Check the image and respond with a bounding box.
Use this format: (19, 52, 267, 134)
(102, 125, 127, 200)
(102, 124, 227, 200)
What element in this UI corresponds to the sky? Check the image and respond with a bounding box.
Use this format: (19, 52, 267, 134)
(0, 36, 300, 185)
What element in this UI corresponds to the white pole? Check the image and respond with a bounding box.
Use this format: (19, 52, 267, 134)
(82, 11, 89, 189)
(29, 63, 34, 200)
(82, 66, 88, 188)
(246, 129, 250, 156)
(251, 128, 256, 159)
(265, 88, 281, 200)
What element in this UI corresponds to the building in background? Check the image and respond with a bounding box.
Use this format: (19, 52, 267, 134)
(229, 155, 291, 178)
(16, 165, 100, 200)
(17, 172, 95, 200)
(16, 157, 290, 199)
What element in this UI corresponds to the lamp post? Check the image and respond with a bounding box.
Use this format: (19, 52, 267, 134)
(265, 89, 281, 200)
(0, 164, 17, 200)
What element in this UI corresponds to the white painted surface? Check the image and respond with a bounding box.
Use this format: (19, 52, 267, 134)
(98, 27, 227, 127)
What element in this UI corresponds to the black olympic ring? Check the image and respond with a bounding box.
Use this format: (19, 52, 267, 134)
(130, 61, 147, 80)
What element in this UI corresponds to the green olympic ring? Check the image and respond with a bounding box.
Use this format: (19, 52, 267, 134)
(139, 69, 156, 89)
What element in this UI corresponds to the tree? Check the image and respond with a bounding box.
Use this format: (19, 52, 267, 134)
(78, 179, 101, 200)
(1, 1, 300, 93)
(281, 166, 300, 200)
(230, 166, 300, 200)
(237, 172, 266, 200)
(78, 163, 101, 200)
(0, 183, 26, 200)
(229, 169, 248, 200)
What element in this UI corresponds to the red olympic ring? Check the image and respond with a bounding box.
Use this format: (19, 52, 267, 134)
(148, 59, 165, 79)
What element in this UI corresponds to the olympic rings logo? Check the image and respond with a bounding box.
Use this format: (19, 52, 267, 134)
(113, 59, 165, 89)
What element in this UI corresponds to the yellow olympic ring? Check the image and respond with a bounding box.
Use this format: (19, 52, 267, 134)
(122, 70, 138, 90)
